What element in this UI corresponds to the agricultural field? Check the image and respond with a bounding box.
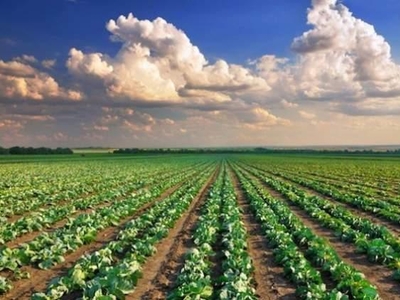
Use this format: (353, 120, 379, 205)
(0, 154, 400, 299)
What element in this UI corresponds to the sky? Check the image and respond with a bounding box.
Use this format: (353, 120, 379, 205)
(1, 0, 400, 148)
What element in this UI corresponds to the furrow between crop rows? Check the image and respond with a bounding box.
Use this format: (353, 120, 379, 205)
(126, 164, 221, 299)
(228, 165, 297, 300)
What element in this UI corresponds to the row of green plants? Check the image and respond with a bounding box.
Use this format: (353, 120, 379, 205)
(242, 165, 400, 283)
(250, 164, 400, 224)
(0, 164, 213, 294)
(0, 159, 208, 220)
(217, 170, 256, 299)
(0, 162, 207, 245)
(275, 168, 400, 206)
(285, 164, 400, 195)
(280, 169, 400, 204)
(170, 166, 257, 299)
(233, 164, 380, 299)
(234, 155, 400, 197)
(0, 163, 169, 219)
(168, 167, 225, 299)
(31, 164, 216, 299)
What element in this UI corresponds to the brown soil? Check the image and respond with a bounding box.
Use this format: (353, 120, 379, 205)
(269, 170, 400, 236)
(229, 167, 297, 300)
(254, 173, 400, 300)
(127, 165, 219, 300)
(1, 179, 188, 300)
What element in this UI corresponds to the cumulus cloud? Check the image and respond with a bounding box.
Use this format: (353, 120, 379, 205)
(249, 107, 291, 126)
(289, 0, 400, 105)
(299, 110, 316, 120)
(334, 97, 400, 116)
(0, 58, 82, 101)
(42, 59, 56, 69)
(67, 13, 269, 104)
(15, 55, 38, 64)
(281, 99, 298, 108)
(0, 60, 36, 77)
(67, 49, 113, 78)
(63, 3, 400, 118)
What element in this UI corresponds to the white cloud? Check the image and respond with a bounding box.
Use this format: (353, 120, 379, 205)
(299, 110, 316, 119)
(0, 119, 24, 130)
(67, 13, 270, 104)
(93, 125, 109, 131)
(15, 55, 38, 64)
(42, 59, 56, 69)
(288, 0, 400, 104)
(67, 48, 113, 78)
(0, 58, 82, 101)
(281, 99, 298, 108)
(62, 4, 400, 119)
(250, 107, 291, 127)
(0, 60, 36, 77)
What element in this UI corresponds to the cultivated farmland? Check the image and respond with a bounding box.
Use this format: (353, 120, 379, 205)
(1, 154, 400, 299)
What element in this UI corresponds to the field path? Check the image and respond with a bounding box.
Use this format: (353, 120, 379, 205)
(127, 165, 220, 299)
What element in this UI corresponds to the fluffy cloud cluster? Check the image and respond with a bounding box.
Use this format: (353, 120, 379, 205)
(289, 0, 400, 107)
(0, 58, 82, 101)
(67, 13, 270, 104)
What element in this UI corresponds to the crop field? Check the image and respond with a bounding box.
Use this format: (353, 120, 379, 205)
(1, 154, 400, 299)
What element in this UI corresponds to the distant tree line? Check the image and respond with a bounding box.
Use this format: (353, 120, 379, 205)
(113, 147, 400, 155)
(113, 148, 194, 154)
(0, 146, 73, 155)
(113, 148, 246, 154)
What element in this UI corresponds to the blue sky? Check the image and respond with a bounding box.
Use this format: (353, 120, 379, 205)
(0, 0, 307, 62)
(3, 0, 398, 63)
(1, 0, 400, 147)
